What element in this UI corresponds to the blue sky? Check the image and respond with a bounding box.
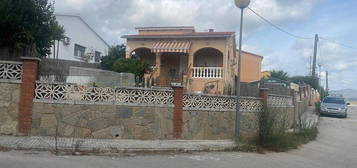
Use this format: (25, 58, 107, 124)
(244, 0, 357, 91)
(54, 0, 357, 90)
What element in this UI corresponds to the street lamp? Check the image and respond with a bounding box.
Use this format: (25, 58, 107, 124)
(234, 0, 250, 138)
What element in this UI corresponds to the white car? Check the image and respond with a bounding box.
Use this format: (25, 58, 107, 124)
(320, 97, 349, 118)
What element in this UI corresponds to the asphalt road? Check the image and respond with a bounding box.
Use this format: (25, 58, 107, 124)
(1, 106, 356, 168)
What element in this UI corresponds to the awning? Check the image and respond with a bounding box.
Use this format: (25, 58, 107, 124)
(151, 41, 192, 53)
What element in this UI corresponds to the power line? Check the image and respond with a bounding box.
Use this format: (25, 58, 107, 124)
(247, 7, 314, 40)
(319, 37, 357, 50)
(248, 7, 357, 50)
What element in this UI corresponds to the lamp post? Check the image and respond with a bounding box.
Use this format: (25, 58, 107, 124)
(234, 0, 250, 138)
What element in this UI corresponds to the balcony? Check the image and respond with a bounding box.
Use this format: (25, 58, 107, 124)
(192, 67, 223, 78)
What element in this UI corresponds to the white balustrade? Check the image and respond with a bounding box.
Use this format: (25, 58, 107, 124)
(192, 67, 222, 78)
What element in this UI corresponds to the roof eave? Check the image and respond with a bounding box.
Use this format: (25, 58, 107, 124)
(237, 49, 264, 59)
(121, 35, 232, 39)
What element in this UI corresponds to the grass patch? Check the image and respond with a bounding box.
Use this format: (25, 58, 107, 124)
(0, 145, 10, 152)
(239, 127, 318, 153)
(258, 127, 318, 152)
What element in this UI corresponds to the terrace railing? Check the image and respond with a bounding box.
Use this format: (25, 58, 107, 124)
(192, 67, 222, 78)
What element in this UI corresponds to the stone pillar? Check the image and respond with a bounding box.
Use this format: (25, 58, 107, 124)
(172, 85, 183, 139)
(18, 57, 40, 134)
(259, 88, 269, 111)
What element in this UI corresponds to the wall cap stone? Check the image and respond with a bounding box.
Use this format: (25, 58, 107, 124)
(0, 60, 23, 64)
(0, 79, 21, 84)
(21, 57, 41, 62)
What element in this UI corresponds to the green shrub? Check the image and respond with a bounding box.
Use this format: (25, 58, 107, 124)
(112, 58, 150, 79)
(256, 108, 318, 152)
(315, 101, 321, 113)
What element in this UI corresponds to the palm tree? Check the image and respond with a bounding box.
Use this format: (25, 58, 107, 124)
(270, 70, 289, 81)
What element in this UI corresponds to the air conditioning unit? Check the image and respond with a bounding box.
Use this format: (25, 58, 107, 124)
(63, 37, 71, 45)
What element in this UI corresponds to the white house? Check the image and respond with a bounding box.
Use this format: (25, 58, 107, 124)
(49, 14, 109, 63)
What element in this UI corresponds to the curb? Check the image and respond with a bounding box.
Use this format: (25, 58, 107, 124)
(0, 136, 237, 153)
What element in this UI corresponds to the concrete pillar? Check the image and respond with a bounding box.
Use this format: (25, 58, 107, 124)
(18, 57, 40, 134)
(186, 52, 194, 91)
(290, 89, 296, 106)
(155, 53, 166, 86)
(155, 53, 162, 78)
(172, 85, 183, 139)
(299, 87, 303, 101)
(291, 89, 297, 129)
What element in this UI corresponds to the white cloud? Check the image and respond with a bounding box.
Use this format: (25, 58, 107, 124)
(54, 0, 320, 43)
(53, 0, 357, 90)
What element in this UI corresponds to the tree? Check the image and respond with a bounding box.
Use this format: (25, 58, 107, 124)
(289, 76, 318, 89)
(0, 0, 65, 58)
(112, 58, 150, 79)
(100, 44, 126, 70)
(270, 70, 289, 81)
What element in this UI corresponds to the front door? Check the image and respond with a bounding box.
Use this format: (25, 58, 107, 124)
(161, 53, 187, 86)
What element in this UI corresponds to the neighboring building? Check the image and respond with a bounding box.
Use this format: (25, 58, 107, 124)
(239, 50, 263, 82)
(122, 26, 263, 94)
(261, 71, 271, 79)
(49, 14, 109, 63)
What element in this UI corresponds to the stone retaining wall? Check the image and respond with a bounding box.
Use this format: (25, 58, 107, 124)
(0, 82, 20, 135)
(31, 102, 173, 139)
(182, 110, 235, 139)
(30, 102, 271, 140)
(182, 110, 264, 140)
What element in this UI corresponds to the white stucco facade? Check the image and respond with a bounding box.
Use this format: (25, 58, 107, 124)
(49, 14, 109, 63)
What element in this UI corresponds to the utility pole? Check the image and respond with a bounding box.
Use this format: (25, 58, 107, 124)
(312, 34, 319, 77)
(326, 71, 329, 95)
(310, 55, 312, 75)
(318, 64, 322, 94)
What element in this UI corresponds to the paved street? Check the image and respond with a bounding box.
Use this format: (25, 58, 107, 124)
(1, 106, 356, 168)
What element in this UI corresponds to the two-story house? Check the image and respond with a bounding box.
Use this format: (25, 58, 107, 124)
(49, 14, 109, 63)
(122, 26, 263, 94)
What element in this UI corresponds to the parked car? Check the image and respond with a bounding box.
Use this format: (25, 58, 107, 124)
(320, 97, 349, 118)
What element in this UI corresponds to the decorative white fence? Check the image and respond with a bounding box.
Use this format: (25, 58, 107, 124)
(33, 82, 264, 112)
(34, 83, 294, 111)
(0, 61, 23, 81)
(192, 67, 222, 78)
(34, 82, 174, 107)
(268, 94, 294, 107)
(183, 93, 263, 112)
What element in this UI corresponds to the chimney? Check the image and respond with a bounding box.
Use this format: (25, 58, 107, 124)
(209, 29, 214, 32)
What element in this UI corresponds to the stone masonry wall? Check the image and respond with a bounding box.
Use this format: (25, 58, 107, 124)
(31, 102, 268, 140)
(31, 102, 173, 139)
(182, 110, 235, 139)
(269, 107, 295, 131)
(182, 110, 262, 140)
(0, 82, 20, 135)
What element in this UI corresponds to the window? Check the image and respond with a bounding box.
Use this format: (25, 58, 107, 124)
(95, 51, 101, 62)
(323, 97, 345, 104)
(74, 44, 86, 58)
